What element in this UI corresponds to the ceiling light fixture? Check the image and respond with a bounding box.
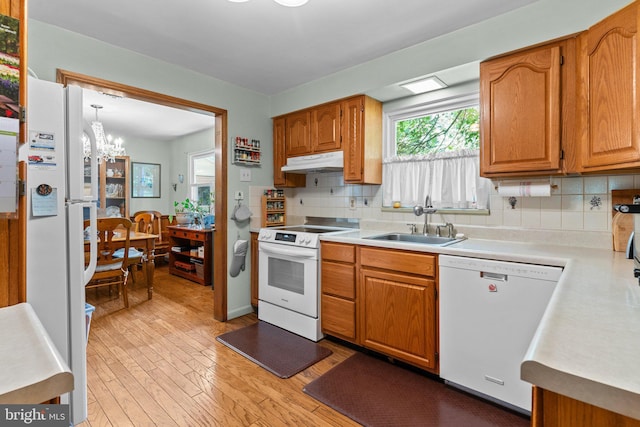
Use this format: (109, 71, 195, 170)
(401, 76, 448, 94)
(83, 104, 126, 163)
(228, 0, 309, 6)
(273, 0, 308, 6)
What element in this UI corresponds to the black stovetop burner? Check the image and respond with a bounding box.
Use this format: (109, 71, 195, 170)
(277, 226, 341, 234)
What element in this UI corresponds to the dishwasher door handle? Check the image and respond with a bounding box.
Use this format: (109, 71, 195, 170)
(480, 271, 508, 281)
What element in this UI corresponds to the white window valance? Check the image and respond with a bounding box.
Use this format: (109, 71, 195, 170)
(382, 149, 492, 209)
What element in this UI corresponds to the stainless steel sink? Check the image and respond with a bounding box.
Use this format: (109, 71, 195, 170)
(364, 233, 466, 246)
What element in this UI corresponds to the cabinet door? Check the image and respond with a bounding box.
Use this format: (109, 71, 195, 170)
(342, 97, 364, 182)
(360, 268, 437, 370)
(322, 294, 356, 341)
(578, 2, 640, 171)
(285, 110, 312, 156)
(273, 117, 305, 188)
(321, 242, 357, 342)
(342, 96, 382, 184)
(480, 44, 563, 175)
(312, 102, 341, 152)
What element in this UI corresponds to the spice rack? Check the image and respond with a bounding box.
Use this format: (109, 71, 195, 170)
(261, 189, 286, 227)
(232, 136, 261, 165)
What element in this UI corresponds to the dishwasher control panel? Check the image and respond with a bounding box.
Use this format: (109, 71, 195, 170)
(438, 255, 563, 282)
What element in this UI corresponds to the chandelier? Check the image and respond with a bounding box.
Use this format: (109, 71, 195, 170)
(83, 104, 126, 163)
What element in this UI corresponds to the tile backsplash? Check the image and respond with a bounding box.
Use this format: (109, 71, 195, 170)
(249, 173, 640, 249)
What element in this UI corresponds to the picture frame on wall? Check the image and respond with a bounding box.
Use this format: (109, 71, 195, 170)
(132, 162, 161, 198)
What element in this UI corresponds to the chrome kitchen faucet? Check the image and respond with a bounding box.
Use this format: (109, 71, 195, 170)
(413, 195, 437, 235)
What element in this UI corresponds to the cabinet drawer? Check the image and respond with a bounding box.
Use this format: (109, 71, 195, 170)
(322, 262, 355, 299)
(322, 294, 356, 340)
(321, 242, 356, 263)
(170, 229, 204, 240)
(360, 246, 435, 277)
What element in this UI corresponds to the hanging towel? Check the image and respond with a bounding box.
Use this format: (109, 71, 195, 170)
(229, 239, 248, 277)
(231, 203, 252, 222)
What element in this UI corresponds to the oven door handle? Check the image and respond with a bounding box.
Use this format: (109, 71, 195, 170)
(260, 244, 317, 259)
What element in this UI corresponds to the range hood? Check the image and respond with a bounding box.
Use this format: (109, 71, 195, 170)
(281, 151, 344, 174)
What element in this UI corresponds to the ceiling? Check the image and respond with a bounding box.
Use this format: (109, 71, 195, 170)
(30, 0, 537, 139)
(81, 89, 215, 142)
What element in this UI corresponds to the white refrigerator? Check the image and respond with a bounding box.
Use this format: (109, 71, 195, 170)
(19, 77, 98, 425)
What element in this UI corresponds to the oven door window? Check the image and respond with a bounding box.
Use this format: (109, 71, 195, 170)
(268, 258, 305, 294)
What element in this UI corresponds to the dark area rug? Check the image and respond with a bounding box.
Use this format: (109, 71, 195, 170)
(303, 352, 530, 427)
(216, 321, 332, 378)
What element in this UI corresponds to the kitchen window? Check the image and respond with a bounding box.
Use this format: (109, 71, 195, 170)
(383, 93, 492, 211)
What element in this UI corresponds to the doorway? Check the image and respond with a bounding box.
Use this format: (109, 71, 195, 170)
(57, 69, 229, 321)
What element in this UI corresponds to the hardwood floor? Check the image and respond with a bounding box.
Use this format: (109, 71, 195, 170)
(81, 264, 359, 426)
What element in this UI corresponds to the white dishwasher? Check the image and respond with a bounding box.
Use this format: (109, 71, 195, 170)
(439, 255, 562, 414)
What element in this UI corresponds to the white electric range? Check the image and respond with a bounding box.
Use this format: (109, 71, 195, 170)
(257, 219, 358, 341)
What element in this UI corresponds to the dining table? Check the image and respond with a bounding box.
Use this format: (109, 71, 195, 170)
(86, 229, 158, 300)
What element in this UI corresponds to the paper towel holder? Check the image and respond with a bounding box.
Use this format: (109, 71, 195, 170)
(494, 184, 558, 191)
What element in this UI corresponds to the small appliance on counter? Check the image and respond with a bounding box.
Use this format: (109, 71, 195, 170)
(614, 199, 640, 284)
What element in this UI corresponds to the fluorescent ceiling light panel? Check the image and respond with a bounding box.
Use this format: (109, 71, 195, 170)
(228, 0, 308, 4)
(273, 0, 309, 5)
(401, 76, 447, 94)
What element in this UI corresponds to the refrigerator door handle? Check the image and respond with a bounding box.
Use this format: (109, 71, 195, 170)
(66, 85, 98, 202)
(85, 124, 98, 201)
(84, 203, 97, 285)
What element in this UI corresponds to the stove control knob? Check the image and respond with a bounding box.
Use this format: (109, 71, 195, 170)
(305, 237, 312, 244)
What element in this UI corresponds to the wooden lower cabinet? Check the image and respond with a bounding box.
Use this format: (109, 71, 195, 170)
(360, 266, 437, 371)
(532, 387, 640, 427)
(320, 242, 357, 342)
(320, 243, 439, 373)
(359, 247, 437, 372)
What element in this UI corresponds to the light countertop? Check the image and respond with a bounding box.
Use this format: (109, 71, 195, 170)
(0, 303, 74, 403)
(319, 230, 640, 420)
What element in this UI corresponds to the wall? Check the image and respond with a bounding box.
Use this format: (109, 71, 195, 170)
(261, 0, 635, 251)
(254, 172, 639, 250)
(28, 20, 272, 319)
(169, 128, 215, 210)
(124, 136, 174, 215)
(270, 0, 631, 115)
(27, 0, 635, 316)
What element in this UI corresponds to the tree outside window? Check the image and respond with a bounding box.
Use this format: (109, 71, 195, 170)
(395, 106, 479, 155)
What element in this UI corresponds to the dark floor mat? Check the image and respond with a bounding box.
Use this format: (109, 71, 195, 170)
(216, 321, 332, 378)
(303, 352, 530, 427)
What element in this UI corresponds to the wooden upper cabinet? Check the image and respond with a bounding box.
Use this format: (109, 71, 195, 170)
(284, 110, 312, 156)
(273, 94, 382, 186)
(577, 1, 640, 171)
(273, 117, 305, 188)
(343, 95, 382, 184)
(312, 101, 341, 153)
(480, 38, 576, 177)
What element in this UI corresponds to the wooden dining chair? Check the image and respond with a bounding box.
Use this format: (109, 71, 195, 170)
(124, 212, 156, 284)
(85, 217, 134, 308)
(133, 210, 170, 265)
(133, 212, 155, 234)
